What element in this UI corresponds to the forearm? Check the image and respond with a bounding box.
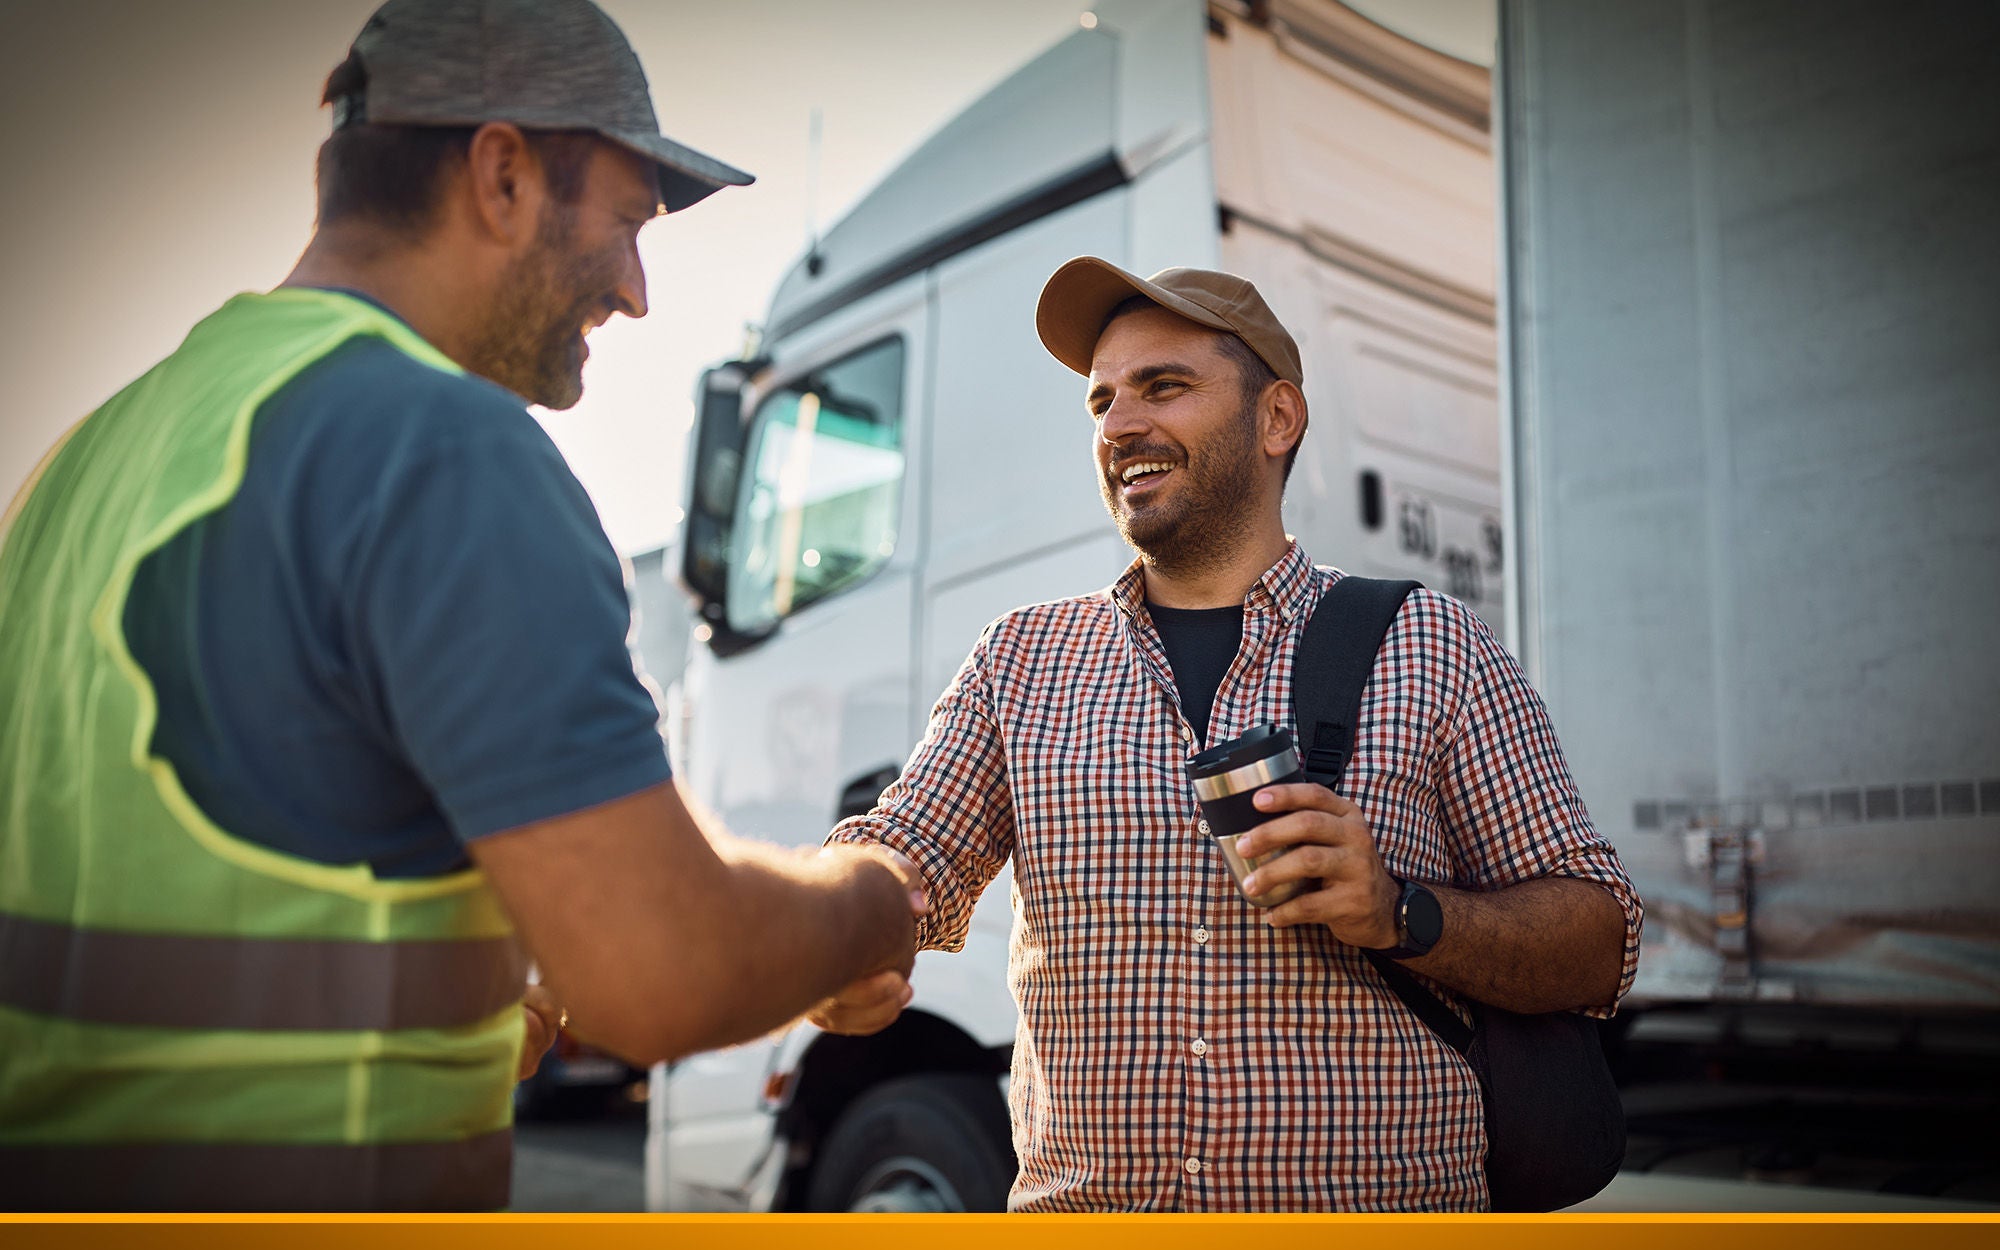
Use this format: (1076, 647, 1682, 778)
(596, 844, 912, 1056)
(470, 782, 914, 1068)
(566, 844, 911, 1063)
(1401, 876, 1626, 1014)
(1238, 783, 1637, 1015)
(679, 837, 915, 1051)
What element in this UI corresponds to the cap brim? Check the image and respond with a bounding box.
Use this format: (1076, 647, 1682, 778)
(604, 129, 756, 214)
(1035, 256, 1237, 377)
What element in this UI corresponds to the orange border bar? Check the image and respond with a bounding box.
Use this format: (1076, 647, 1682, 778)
(3, 1214, 1998, 1250)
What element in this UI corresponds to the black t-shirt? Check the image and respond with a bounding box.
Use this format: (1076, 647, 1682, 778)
(1147, 602, 1245, 747)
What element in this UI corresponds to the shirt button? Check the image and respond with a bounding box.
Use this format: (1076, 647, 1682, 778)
(1196, 819, 1211, 835)
(1194, 926, 1209, 945)
(1191, 1038, 1208, 1057)
(1184, 1157, 1203, 1175)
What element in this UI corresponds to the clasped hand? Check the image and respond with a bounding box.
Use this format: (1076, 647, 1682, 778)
(806, 844, 928, 1036)
(1233, 782, 1401, 950)
(517, 982, 564, 1081)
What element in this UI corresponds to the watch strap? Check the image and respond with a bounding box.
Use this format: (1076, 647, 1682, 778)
(1371, 876, 1437, 960)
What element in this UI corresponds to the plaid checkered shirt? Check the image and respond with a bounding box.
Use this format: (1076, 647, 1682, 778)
(828, 542, 1643, 1211)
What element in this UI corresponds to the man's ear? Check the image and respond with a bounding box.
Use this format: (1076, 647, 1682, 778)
(462, 122, 544, 246)
(1262, 379, 1308, 463)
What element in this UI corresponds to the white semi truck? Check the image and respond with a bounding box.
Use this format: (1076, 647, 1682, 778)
(649, 0, 1505, 1212)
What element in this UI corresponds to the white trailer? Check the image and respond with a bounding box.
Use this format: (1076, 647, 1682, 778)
(650, 0, 1504, 1212)
(1500, 0, 2000, 1020)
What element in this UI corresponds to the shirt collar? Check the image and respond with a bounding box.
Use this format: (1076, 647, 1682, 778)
(1252, 539, 1319, 626)
(1109, 558, 1149, 617)
(1107, 539, 1319, 624)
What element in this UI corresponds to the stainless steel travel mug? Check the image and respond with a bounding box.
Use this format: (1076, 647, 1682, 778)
(1186, 722, 1309, 908)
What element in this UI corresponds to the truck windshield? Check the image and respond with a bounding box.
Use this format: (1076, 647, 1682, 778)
(725, 337, 906, 635)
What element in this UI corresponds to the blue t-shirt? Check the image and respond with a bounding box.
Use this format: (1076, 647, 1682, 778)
(123, 297, 673, 879)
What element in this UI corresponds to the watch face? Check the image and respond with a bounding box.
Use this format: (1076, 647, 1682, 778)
(1405, 882, 1444, 949)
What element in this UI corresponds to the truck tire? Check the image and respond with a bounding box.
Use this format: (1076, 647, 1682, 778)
(805, 1073, 1015, 1212)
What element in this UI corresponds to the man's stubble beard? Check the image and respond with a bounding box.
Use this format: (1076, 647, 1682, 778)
(466, 201, 613, 411)
(1100, 404, 1264, 578)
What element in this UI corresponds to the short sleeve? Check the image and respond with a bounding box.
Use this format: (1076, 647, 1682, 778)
(344, 401, 672, 841)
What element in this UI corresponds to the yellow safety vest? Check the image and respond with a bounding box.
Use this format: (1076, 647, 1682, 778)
(0, 289, 526, 1211)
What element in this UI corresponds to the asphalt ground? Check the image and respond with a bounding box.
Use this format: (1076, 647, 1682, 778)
(511, 1094, 647, 1213)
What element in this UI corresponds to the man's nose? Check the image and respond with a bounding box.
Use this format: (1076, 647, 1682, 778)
(1098, 394, 1147, 445)
(613, 239, 648, 320)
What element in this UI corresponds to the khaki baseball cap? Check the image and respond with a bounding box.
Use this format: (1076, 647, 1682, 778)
(333, 0, 754, 214)
(1035, 257, 1304, 387)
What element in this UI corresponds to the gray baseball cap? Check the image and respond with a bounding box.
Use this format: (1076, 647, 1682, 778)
(334, 0, 754, 213)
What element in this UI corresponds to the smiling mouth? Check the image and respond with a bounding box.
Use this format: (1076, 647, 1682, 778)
(1117, 461, 1177, 494)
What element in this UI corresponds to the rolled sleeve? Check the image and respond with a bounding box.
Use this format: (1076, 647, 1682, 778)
(1435, 601, 1644, 1015)
(827, 632, 1017, 952)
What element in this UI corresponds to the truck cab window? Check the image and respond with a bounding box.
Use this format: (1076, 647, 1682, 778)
(726, 337, 906, 634)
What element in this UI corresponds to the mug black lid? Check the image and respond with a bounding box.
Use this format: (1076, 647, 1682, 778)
(1186, 722, 1293, 780)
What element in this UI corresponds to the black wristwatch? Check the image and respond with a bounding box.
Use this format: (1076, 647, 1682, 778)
(1374, 877, 1443, 960)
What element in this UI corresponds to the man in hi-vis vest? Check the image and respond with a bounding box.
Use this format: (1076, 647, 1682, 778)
(0, 0, 923, 1212)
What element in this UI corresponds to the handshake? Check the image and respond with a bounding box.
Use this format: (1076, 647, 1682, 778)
(803, 842, 929, 1037)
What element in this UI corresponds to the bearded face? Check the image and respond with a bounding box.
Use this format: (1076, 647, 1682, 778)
(466, 199, 627, 411)
(1097, 397, 1264, 574)
(1088, 306, 1272, 577)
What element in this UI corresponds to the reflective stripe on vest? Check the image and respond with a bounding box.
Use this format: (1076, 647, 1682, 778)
(0, 912, 526, 1032)
(0, 1132, 513, 1212)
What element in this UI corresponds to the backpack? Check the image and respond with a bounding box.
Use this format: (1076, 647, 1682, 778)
(1291, 576, 1626, 1212)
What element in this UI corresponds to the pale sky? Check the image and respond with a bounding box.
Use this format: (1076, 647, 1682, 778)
(0, 0, 1490, 555)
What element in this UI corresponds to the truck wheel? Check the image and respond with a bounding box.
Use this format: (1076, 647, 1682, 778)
(806, 1073, 1015, 1212)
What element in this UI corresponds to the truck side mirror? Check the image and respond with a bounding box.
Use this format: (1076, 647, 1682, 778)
(679, 361, 757, 621)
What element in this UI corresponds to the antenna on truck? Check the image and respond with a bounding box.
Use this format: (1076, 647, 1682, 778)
(804, 106, 825, 277)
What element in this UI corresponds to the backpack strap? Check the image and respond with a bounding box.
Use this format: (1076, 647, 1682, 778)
(1291, 576, 1421, 791)
(1368, 944, 1475, 1053)
(1290, 576, 1475, 1056)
